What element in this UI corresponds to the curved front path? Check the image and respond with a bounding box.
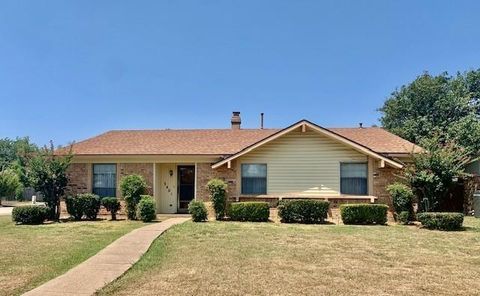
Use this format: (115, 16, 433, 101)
(23, 217, 190, 296)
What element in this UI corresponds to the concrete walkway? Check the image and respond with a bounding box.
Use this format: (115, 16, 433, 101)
(23, 217, 190, 296)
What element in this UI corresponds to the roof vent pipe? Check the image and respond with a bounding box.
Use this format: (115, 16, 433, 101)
(231, 112, 241, 130)
(260, 113, 264, 129)
(359, 122, 363, 128)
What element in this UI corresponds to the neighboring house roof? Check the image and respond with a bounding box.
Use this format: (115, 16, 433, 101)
(66, 120, 419, 159)
(212, 120, 404, 169)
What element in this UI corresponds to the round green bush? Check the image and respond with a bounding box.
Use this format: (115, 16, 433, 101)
(66, 193, 101, 220)
(206, 179, 227, 220)
(83, 194, 101, 220)
(102, 197, 121, 220)
(12, 205, 48, 225)
(397, 211, 410, 225)
(278, 199, 330, 224)
(120, 174, 148, 220)
(417, 212, 464, 231)
(387, 183, 414, 221)
(65, 196, 83, 220)
(137, 195, 156, 222)
(188, 200, 208, 222)
(229, 202, 270, 222)
(340, 204, 389, 225)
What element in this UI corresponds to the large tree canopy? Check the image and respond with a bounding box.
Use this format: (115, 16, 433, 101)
(0, 137, 38, 187)
(379, 70, 480, 154)
(403, 136, 472, 212)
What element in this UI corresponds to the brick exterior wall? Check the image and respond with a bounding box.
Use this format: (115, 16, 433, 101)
(372, 166, 401, 207)
(196, 161, 237, 201)
(117, 163, 154, 196)
(66, 163, 154, 198)
(66, 163, 90, 196)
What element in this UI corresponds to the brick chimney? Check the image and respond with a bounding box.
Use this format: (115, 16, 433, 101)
(231, 111, 241, 130)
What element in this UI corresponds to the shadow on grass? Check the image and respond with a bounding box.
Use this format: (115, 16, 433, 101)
(216, 218, 338, 225)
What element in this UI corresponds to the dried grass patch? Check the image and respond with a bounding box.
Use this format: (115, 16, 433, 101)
(100, 218, 480, 296)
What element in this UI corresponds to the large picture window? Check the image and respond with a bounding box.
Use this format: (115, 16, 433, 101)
(241, 164, 267, 195)
(93, 164, 116, 197)
(340, 163, 368, 195)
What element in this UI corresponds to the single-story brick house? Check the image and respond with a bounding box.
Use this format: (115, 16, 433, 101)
(65, 112, 421, 213)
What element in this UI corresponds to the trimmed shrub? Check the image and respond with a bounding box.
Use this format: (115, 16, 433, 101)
(12, 205, 48, 225)
(120, 174, 148, 220)
(397, 211, 410, 225)
(387, 183, 414, 221)
(66, 193, 101, 220)
(65, 195, 84, 220)
(83, 194, 101, 220)
(340, 204, 388, 225)
(102, 197, 121, 220)
(278, 199, 330, 224)
(188, 201, 208, 222)
(137, 195, 156, 222)
(206, 179, 228, 220)
(417, 212, 464, 231)
(229, 202, 269, 222)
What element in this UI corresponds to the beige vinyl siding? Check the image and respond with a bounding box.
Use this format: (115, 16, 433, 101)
(237, 127, 368, 196)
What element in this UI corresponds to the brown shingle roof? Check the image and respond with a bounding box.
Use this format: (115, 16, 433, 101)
(68, 125, 420, 156)
(330, 127, 421, 154)
(70, 129, 279, 155)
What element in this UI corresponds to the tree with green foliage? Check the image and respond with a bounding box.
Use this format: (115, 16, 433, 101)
(0, 137, 38, 191)
(28, 142, 73, 220)
(379, 70, 480, 154)
(403, 136, 472, 212)
(0, 169, 22, 205)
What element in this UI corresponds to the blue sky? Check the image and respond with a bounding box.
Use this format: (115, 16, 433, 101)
(0, 0, 479, 146)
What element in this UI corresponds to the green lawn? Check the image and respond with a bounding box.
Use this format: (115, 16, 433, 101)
(99, 217, 480, 296)
(0, 216, 142, 296)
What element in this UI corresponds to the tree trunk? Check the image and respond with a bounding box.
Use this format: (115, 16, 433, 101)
(55, 198, 61, 221)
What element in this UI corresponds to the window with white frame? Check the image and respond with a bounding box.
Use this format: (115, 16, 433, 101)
(340, 162, 368, 195)
(241, 164, 267, 195)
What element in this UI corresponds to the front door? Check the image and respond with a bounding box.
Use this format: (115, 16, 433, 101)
(177, 165, 195, 212)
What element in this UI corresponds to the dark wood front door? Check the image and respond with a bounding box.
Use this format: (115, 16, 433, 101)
(177, 165, 195, 212)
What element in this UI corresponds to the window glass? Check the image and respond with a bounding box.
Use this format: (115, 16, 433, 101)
(241, 164, 267, 195)
(340, 163, 367, 195)
(93, 164, 116, 197)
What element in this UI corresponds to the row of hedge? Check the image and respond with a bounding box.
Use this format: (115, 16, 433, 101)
(12, 193, 156, 224)
(12, 205, 48, 224)
(189, 199, 389, 225)
(417, 212, 464, 231)
(340, 204, 388, 225)
(279, 199, 329, 224)
(188, 201, 271, 222)
(189, 199, 465, 231)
